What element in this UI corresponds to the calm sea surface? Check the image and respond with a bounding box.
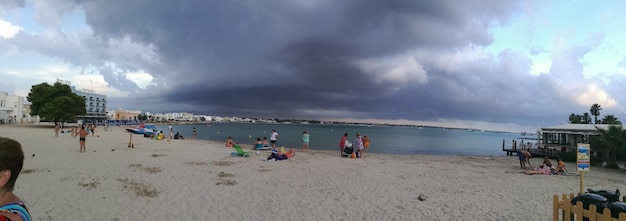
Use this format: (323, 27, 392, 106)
(151, 123, 522, 156)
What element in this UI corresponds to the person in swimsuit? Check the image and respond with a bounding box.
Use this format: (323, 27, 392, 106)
(301, 130, 310, 152)
(78, 126, 88, 153)
(262, 137, 269, 147)
(0, 137, 33, 221)
(254, 138, 263, 150)
(54, 123, 60, 138)
(192, 127, 197, 139)
(226, 137, 235, 147)
(362, 135, 370, 152)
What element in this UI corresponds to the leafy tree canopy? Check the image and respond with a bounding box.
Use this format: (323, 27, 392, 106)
(594, 125, 626, 168)
(27, 82, 86, 122)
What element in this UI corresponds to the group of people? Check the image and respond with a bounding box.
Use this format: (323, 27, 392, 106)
(339, 132, 370, 158)
(53, 124, 91, 153)
(520, 150, 568, 175)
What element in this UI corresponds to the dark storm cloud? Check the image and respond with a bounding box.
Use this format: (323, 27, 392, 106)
(34, 0, 605, 127)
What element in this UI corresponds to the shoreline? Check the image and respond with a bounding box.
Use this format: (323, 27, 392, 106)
(1, 125, 625, 220)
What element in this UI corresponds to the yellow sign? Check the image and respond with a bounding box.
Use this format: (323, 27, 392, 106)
(577, 143, 590, 172)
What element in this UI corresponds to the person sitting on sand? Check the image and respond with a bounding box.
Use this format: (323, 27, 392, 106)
(555, 158, 567, 173)
(174, 132, 184, 140)
(543, 156, 553, 168)
(226, 137, 235, 147)
(0, 137, 33, 221)
(261, 137, 269, 147)
(266, 148, 296, 161)
(524, 164, 551, 175)
(156, 131, 165, 140)
(254, 138, 263, 150)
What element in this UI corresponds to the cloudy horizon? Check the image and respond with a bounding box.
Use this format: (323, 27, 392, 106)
(2, 0, 626, 132)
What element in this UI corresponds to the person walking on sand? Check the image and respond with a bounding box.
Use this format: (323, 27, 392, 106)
(0, 137, 33, 221)
(54, 123, 60, 138)
(78, 126, 88, 153)
(301, 130, 310, 152)
(89, 124, 96, 137)
(168, 124, 174, 139)
(270, 129, 278, 149)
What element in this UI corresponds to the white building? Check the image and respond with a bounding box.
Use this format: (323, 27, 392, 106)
(0, 91, 24, 124)
(71, 86, 107, 123)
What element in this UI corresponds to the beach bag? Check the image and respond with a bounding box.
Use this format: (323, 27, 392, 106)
(351, 152, 356, 158)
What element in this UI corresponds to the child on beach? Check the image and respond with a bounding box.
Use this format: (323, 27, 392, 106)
(302, 130, 310, 152)
(226, 137, 235, 147)
(362, 135, 370, 152)
(354, 133, 364, 158)
(0, 137, 33, 221)
(555, 158, 567, 173)
(542, 156, 552, 168)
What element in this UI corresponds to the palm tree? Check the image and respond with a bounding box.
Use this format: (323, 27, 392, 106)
(595, 125, 626, 168)
(569, 113, 582, 124)
(582, 112, 592, 124)
(601, 115, 622, 125)
(590, 104, 602, 124)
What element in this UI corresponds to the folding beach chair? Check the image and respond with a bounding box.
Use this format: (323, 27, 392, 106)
(233, 145, 250, 157)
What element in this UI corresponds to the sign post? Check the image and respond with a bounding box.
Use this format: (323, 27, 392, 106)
(577, 143, 591, 194)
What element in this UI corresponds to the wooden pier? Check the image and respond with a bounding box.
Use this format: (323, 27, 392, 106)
(502, 139, 560, 158)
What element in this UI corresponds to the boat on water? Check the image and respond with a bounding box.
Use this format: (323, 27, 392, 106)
(126, 123, 158, 136)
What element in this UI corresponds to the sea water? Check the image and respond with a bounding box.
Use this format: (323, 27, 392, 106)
(153, 123, 522, 156)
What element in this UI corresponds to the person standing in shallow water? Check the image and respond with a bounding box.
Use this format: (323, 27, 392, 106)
(192, 127, 197, 139)
(301, 130, 310, 152)
(0, 137, 33, 221)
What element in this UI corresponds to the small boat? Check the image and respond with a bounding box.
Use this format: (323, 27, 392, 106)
(126, 124, 157, 136)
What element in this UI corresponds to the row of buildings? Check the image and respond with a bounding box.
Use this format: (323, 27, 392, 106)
(0, 79, 108, 124)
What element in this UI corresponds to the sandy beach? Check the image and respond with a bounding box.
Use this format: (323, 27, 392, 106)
(1, 124, 625, 220)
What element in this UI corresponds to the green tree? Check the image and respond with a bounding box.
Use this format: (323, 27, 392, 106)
(568, 113, 583, 124)
(582, 112, 592, 124)
(601, 115, 621, 125)
(137, 114, 148, 121)
(594, 125, 626, 169)
(27, 82, 86, 122)
(590, 103, 602, 124)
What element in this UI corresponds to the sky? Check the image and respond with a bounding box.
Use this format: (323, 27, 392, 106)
(1, 0, 626, 132)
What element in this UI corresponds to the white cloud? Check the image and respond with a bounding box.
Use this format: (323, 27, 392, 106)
(355, 54, 428, 93)
(576, 83, 617, 108)
(0, 19, 21, 38)
(126, 70, 155, 89)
